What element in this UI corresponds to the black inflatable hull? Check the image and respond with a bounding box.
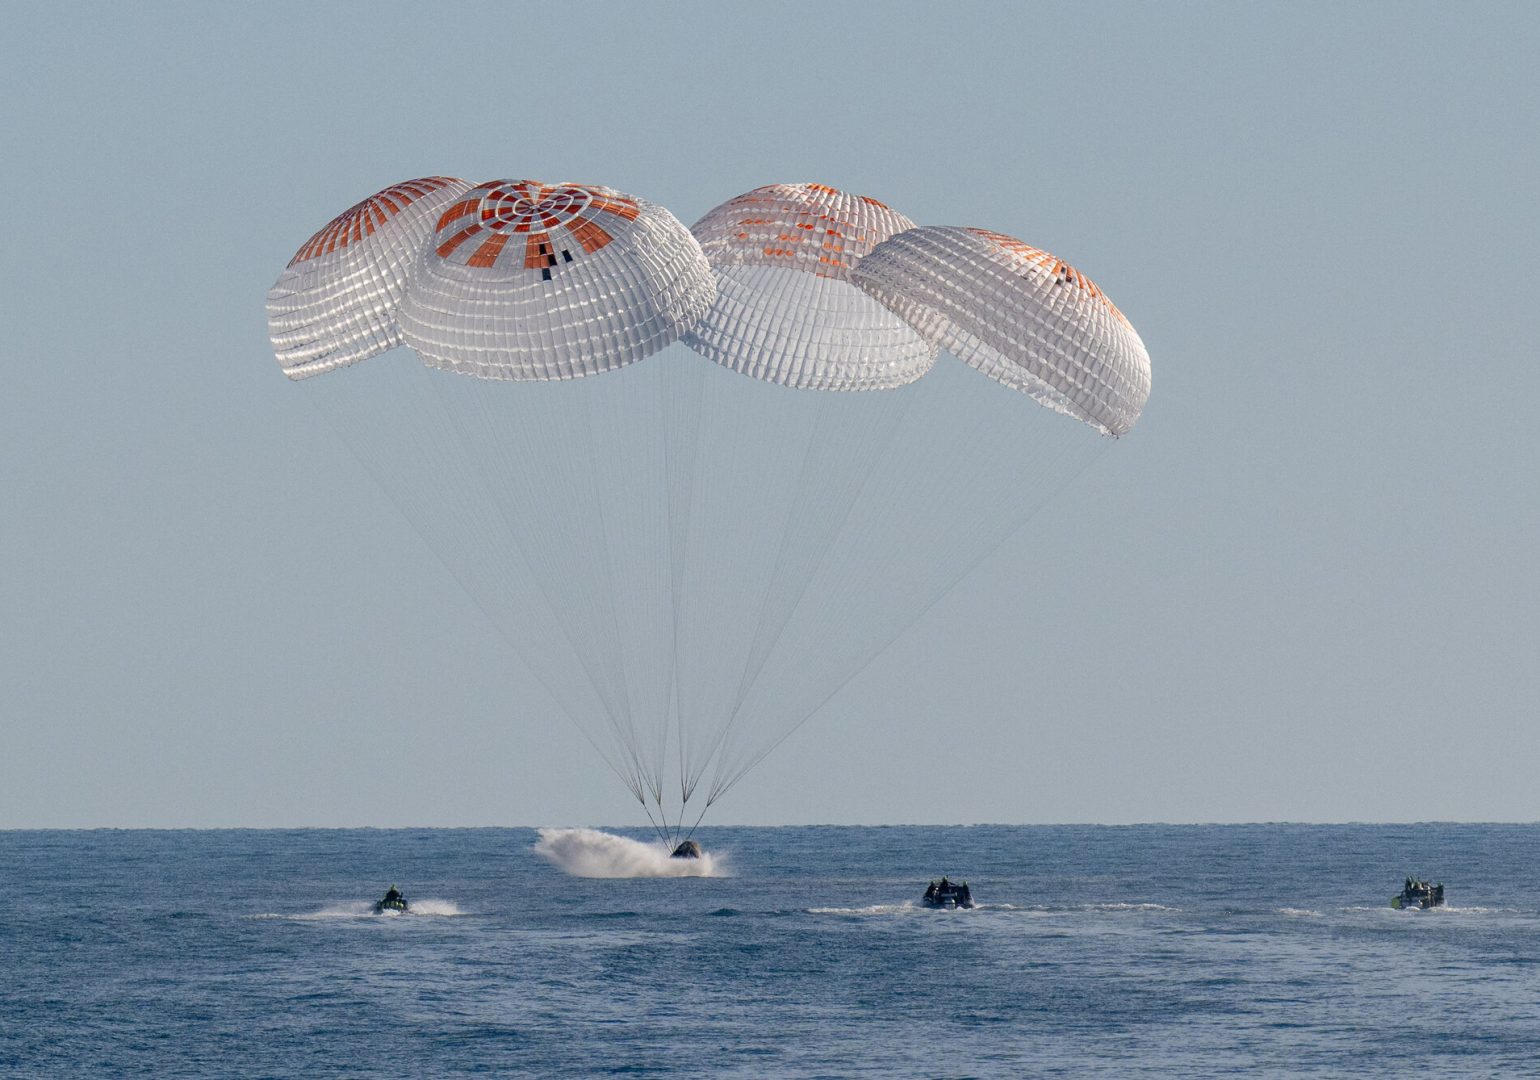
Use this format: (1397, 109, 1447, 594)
(1391, 880, 1444, 910)
(921, 882, 975, 909)
(1391, 890, 1444, 910)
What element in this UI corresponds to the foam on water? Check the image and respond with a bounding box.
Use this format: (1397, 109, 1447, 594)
(808, 901, 920, 916)
(1345, 903, 1499, 914)
(1084, 901, 1177, 912)
(809, 900, 1180, 919)
(251, 898, 466, 920)
(534, 827, 724, 878)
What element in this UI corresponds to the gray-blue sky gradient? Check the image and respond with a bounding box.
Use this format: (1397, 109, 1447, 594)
(3, 2, 1536, 827)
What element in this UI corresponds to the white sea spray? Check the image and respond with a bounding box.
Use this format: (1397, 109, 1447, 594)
(534, 827, 724, 878)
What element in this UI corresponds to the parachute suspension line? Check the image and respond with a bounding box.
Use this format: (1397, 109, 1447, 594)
(705, 422, 1113, 805)
(675, 376, 825, 804)
(561, 377, 652, 791)
(446, 374, 623, 727)
(654, 364, 678, 809)
(301, 359, 646, 803)
(719, 393, 845, 715)
(687, 360, 783, 802)
(663, 354, 708, 810)
(637, 794, 672, 848)
(704, 363, 1112, 801)
(574, 372, 651, 800)
(426, 368, 655, 798)
(667, 356, 706, 805)
(711, 386, 919, 758)
(616, 360, 684, 811)
(680, 798, 711, 845)
(518, 649, 648, 807)
(674, 359, 773, 804)
(702, 382, 944, 802)
(672, 791, 691, 849)
(624, 356, 690, 810)
(673, 366, 879, 805)
(653, 782, 670, 832)
(710, 445, 1099, 804)
(727, 392, 838, 685)
(461, 379, 634, 747)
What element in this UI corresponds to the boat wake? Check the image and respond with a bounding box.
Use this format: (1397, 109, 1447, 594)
(1083, 901, 1178, 912)
(809, 900, 1172, 918)
(250, 899, 466, 920)
(534, 827, 725, 878)
(808, 902, 920, 916)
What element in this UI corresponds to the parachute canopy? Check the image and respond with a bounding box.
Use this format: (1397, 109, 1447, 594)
(399, 181, 714, 381)
(267, 177, 471, 380)
(267, 177, 1152, 843)
(683, 183, 935, 390)
(850, 226, 1151, 436)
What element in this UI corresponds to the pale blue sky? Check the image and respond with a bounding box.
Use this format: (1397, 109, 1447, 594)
(2, 2, 1536, 827)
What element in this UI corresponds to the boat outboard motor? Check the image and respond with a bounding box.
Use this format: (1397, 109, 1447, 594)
(671, 840, 702, 859)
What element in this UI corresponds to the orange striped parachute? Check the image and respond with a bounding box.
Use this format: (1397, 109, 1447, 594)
(266, 178, 1151, 845)
(268, 177, 471, 379)
(684, 183, 935, 390)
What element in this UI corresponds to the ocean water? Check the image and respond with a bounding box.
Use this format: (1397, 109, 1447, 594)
(3, 824, 1538, 1077)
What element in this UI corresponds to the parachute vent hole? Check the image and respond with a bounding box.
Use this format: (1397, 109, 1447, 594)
(562, 249, 573, 262)
(541, 267, 552, 281)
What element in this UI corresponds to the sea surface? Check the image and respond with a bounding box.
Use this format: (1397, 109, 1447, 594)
(3, 824, 1538, 1077)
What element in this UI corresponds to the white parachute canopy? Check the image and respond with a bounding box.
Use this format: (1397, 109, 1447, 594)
(267, 177, 472, 379)
(851, 226, 1152, 436)
(684, 183, 935, 390)
(399, 180, 715, 380)
(269, 178, 1150, 843)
